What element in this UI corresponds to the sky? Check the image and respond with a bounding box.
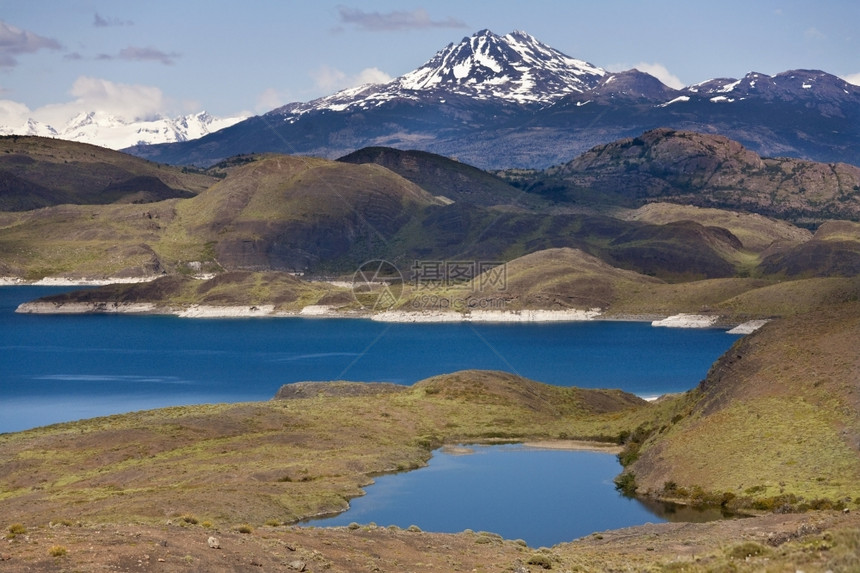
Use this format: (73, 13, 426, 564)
(1, 0, 858, 127)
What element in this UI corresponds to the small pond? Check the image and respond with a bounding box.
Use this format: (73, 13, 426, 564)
(308, 444, 739, 547)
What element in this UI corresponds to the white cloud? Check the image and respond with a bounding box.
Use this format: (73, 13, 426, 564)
(311, 65, 392, 94)
(66, 76, 165, 119)
(0, 98, 32, 127)
(804, 27, 826, 41)
(355, 67, 392, 85)
(256, 87, 291, 112)
(311, 65, 348, 93)
(631, 62, 685, 89)
(842, 73, 860, 87)
(1, 77, 170, 128)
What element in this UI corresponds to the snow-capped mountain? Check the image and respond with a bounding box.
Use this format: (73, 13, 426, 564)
(0, 111, 246, 150)
(273, 29, 606, 120)
(683, 69, 858, 104)
(128, 29, 860, 170)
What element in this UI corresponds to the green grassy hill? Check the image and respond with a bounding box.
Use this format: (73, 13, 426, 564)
(620, 298, 860, 509)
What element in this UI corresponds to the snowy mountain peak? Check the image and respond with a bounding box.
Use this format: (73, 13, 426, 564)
(398, 29, 605, 101)
(272, 29, 608, 119)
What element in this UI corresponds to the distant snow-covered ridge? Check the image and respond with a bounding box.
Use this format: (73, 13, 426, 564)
(0, 110, 246, 150)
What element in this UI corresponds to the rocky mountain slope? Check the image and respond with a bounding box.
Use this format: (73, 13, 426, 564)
(508, 128, 860, 224)
(125, 30, 860, 170)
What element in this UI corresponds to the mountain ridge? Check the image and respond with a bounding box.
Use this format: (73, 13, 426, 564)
(124, 29, 860, 169)
(0, 110, 246, 151)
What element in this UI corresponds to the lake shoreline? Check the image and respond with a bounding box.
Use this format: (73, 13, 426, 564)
(3, 275, 770, 332)
(12, 299, 767, 331)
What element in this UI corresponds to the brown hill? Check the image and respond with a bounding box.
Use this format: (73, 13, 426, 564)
(0, 136, 216, 210)
(413, 369, 645, 416)
(618, 202, 813, 252)
(759, 220, 860, 277)
(337, 146, 543, 209)
(422, 247, 663, 311)
(176, 154, 444, 272)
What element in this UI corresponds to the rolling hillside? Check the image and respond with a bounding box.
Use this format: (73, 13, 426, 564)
(0, 136, 216, 211)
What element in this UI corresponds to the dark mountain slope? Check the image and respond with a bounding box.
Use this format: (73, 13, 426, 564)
(337, 147, 543, 209)
(0, 136, 216, 211)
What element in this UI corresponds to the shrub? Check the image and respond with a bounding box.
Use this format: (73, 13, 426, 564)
(265, 519, 281, 527)
(527, 553, 553, 569)
(6, 523, 27, 539)
(614, 472, 638, 496)
(49, 545, 68, 557)
(179, 514, 199, 526)
(727, 541, 767, 560)
(236, 524, 253, 534)
(407, 524, 422, 532)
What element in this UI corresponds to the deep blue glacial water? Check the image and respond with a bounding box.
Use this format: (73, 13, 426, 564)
(1, 286, 740, 433)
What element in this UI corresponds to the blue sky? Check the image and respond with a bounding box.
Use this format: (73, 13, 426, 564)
(1, 0, 858, 126)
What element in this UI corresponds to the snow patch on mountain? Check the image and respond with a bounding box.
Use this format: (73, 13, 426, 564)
(0, 111, 246, 150)
(270, 29, 607, 121)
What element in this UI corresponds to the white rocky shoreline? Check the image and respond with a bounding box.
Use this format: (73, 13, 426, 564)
(12, 299, 771, 332)
(4, 275, 770, 331)
(0, 276, 159, 287)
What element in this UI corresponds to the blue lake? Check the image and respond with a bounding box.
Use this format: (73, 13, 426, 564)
(0, 285, 746, 544)
(1, 286, 741, 433)
(309, 444, 665, 547)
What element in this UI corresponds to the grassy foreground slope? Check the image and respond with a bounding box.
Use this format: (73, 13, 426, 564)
(622, 299, 860, 509)
(2, 368, 860, 571)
